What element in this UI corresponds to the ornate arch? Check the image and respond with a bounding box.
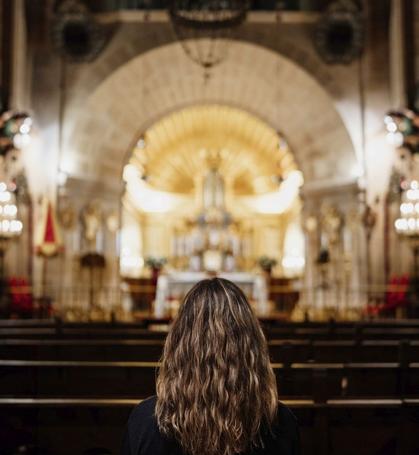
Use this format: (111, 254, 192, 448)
(62, 40, 358, 191)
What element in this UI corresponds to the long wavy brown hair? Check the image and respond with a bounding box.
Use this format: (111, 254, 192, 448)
(156, 278, 278, 455)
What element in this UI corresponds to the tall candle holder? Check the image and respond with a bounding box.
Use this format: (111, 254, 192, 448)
(0, 183, 23, 307)
(394, 179, 419, 316)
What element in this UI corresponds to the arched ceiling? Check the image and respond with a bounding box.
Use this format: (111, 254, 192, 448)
(62, 40, 358, 193)
(131, 104, 296, 196)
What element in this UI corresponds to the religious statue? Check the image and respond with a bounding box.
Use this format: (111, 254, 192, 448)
(82, 202, 102, 250)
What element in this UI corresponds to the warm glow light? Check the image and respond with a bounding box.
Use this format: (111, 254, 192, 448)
(123, 163, 139, 182)
(126, 178, 188, 213)
(129, 105, 296, 196)
(0, 191, 11, 202)
(401, 202, 414, 214)
(287, 170, 304, 187)
(282, 256, 305, 269)
(137, 137, 146, 149)
(119, 221, 144, 278)
(384, 115, 394, 125)
(351, 163, 364, 178)
(19, 117, 32, 135)
(386, 122, 398, 133)
(13, 133, 31, 149)
(282, 221, 305, 276)
(407, 189, 419, 200)
(57, 171, 68, 186)
(0, 182, 23, 238)
(395, 218, 407, 231)
(4, 204, 17, 216)
(1, 220, 10, 231)
(395, 206, 419, 235)
(386, 132, 404, 147)
(120, 256, 144, 269)
(10, 220, 22, 233)
(203, 250, 223, 272)
(241, 170, 303, 214)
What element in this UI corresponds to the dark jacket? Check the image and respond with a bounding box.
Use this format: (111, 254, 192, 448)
(122, 396, 300, 455)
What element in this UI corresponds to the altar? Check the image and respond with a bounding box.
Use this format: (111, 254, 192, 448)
(155, 272, 268, 316)
(121, 148, 303, 319)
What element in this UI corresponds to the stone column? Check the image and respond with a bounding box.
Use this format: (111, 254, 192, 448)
(301, 180, 366, 320)
(55, 176, 122, 317)
(389, 0, 408, 108)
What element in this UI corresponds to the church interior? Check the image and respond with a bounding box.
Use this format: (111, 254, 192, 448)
(1, 0, 419, 453)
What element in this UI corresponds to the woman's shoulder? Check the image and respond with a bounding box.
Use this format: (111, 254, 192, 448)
(273, 402, 299, 437)
(252, 403, 300, 455)
(124, 396, 159, 454)
(277, 402, 298, 425)
(129, 395, 158, 424)
(124, 396, 181, 455)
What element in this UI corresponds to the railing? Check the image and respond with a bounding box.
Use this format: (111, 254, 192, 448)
(2, 281, 416, 322)
(88, 0, 333, 13)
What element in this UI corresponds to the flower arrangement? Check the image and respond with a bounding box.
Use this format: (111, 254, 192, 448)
(144, 256, 167, 270)
(257, 256, 277, 272)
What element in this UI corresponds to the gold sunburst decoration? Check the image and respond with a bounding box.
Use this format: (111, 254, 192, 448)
(130, 104, 297, 196)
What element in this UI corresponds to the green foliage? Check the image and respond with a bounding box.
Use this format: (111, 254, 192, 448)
(144, 256, 167, 269)
(257, 255, 277, 270)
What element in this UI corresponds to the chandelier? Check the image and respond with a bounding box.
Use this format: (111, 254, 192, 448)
(395, 180, 419, 238)
(386, 110, 419, 280)
(169, 0, 249, 76)
(384, 109, 419, 151)
(0, 111, 32, 153)
(0, 182, 23, 291)
(0, 182, 23, 242)
(395, 179, 419, 283)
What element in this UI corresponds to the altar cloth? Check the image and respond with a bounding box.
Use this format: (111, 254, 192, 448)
(155, 272, 268, 316)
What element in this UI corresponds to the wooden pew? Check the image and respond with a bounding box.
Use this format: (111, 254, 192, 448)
(0, 327, 167, 340)
(2, 326, 419, 342)
(1, 338, 418, 364)
(0, 318, 418, 342)
(0, 398, 418, 455)
(1, 318, 419, 332)
(276, 362, 417, 401)
(2, 360, 419, 399)
(0, 360, 158, 398)
(266, 326, 419, 341)
(0, 339, 166, 361)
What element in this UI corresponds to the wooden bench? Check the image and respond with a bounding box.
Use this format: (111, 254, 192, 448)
(0, 327, 167, 340)
(1, 318, 419, 331)
(2, 326, 419, 342)
(1, 338, 418, 364)
(2, 360, 418, 400)
(0, 397, 418, 455)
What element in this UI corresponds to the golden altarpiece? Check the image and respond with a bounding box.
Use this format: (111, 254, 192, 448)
(120, 105, 305, 316)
